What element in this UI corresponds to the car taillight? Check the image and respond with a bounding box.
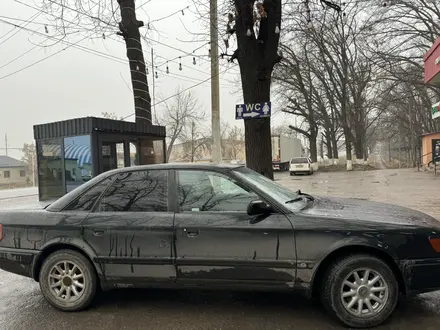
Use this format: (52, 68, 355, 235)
(429, 237, 440, 252)
(0, 224, 3, 241)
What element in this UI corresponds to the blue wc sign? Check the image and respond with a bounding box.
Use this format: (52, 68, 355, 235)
(235, 102, 271, 120)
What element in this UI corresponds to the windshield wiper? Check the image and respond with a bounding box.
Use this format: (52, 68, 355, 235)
(285, 190, 315, 204)
(296, 190, 315, 200)
(285, 197, 304, 204)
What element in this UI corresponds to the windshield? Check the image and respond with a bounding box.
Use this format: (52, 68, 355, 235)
(290, 158, 308, 164)
(233, 167, 302, 209)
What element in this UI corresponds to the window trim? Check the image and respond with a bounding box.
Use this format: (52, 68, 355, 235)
(62, 174, 117, 212)
(92, 169, 170, 213)
(174, 168, 260, 214)
(3, 171, 10, 179)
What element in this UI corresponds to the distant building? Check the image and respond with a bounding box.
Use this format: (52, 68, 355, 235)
(0, 156, 28, 188)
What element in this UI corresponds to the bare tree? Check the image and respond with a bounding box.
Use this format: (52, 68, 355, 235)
(188, 0, 341, 178)
(156, 89, 204, 162)
(180, 120, 210, 162)
(41, 0, 152, 125)
(220, 123, 245, 161)
(101, 112, 123, 120)
(369, 1, 440, 161)
(274, 41, 320, 164)
(21, 143, 37, 186)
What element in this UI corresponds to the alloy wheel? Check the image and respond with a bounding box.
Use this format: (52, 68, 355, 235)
(48, 260, 85, 302)
(340, 268, 389, 317)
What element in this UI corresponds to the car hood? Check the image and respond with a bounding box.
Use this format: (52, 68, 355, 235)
(299, 196, 440, 229)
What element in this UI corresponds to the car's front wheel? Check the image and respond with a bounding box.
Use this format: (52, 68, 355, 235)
(321, 254, 398, 328)
(39, 249, 97, 312)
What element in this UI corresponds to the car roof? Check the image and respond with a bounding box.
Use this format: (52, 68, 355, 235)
(103, 162, 244, 176)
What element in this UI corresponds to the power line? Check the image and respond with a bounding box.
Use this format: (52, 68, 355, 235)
(136, 0, 154, 11)
(6, 2, 235, 93)
(0, 15, 60, 28)
(143, 35, 210, 59)
(0, 10, 43, 47)
(0, 19, 127, 67)
(157, 56, 213, 77)
(122, 67, 230, 120)
(156, 67, 235, 88)
(154, 42, 210, 68)
(0, 18, 236, 93)
(0, 39, 39, 70)
(14, 0, 212, 72)
(45, 0, 118, 28)
(0, 19, 233, 88)
(0, 34, 89, 81)
(149, 6, 190, 25)
(106, 35, 226, 84)
(13, 0, 116, 35)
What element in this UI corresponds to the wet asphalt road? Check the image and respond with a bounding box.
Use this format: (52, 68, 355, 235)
(1, 169, 440, 329)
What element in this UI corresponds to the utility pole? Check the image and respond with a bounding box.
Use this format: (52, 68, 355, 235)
(151, 48, 156, 122)
(4, 134, 7, 156)
(210, 0, 221, 163)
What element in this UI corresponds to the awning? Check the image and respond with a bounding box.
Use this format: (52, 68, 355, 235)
(41, 144, 92, 167)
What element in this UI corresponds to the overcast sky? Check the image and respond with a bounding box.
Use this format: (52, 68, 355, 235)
(0, 0, 291, 160)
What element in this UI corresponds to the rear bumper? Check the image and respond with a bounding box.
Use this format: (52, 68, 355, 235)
(0, 247, 38, 278)
(399, 258, 440, 295)
(289, 167, 311, 172)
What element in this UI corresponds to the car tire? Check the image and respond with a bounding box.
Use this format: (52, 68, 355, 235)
(321, 254, 398, 328)
(39, 249, 98, 312)
(290, 172, 294, 176)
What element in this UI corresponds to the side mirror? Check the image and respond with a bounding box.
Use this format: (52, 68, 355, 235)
(247, 200, 272, 216)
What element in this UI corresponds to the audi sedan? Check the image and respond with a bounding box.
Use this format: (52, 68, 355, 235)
(0, 163, 440, 328)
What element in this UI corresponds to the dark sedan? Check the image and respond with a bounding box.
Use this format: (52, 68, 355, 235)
(1, 164, 440, 328)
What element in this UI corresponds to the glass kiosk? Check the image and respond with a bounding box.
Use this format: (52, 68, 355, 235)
(34, 116, 166, 201)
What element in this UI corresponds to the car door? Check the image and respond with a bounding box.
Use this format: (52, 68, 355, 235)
(82, 169, 176, 284)
(172, 169, 296, 287)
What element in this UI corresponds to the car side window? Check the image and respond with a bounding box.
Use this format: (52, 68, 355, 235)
(64, 176, 114, 211)
(177, 170, 258, 212)
(97, 170, 168, 212)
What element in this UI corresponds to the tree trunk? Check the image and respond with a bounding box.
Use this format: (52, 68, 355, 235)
(242, 80, 273, 179)
(118, 0, 151, 126)
(363, 145, 368, 163)
(332, 134, 339, 163)
(309, 134, 318, 163)
(118, 0, 158, 165)
(319, 137, 324, 160)
(325, 133, 333, 160)
(388, 141, 391, 163)
(235, 0, 282, 180)
(344, 128, 353, 170)
(354, 135, 363, 161)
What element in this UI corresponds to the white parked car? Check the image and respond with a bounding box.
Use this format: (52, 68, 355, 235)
(289, 157, 313, 175)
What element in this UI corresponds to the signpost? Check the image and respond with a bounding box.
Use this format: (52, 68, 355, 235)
(432, 101, 440, 120)
(236, 102, 271, 120)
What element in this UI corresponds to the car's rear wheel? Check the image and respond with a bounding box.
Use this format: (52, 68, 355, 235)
(290, 172, 294, 176)
(39, 249, 97, 312)
(321, 255, 398, 328)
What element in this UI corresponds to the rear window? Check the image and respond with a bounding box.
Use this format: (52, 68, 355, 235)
(290, 158, 308, 164)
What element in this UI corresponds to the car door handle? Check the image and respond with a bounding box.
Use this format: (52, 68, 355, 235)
(183, 228, 199, 238)
(93, 230, 105, 237)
